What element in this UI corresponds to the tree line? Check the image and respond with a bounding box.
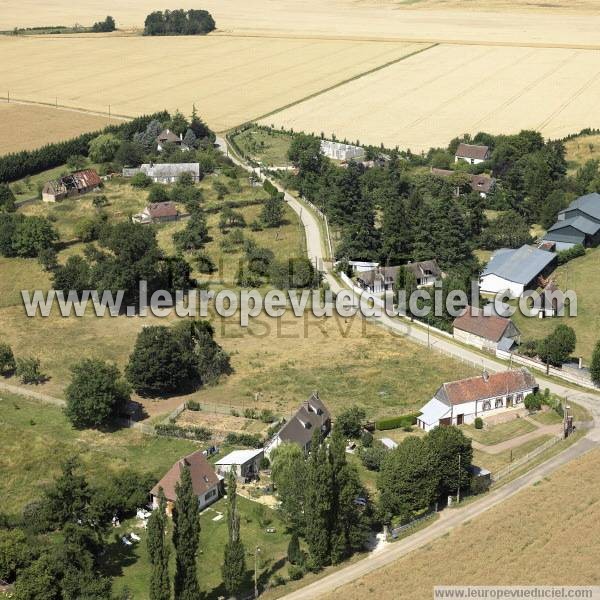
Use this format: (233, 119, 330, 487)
(144, 9, 215, 36)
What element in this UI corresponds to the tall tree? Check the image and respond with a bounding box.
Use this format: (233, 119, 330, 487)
(222, 470, 246, 598)
(591, 340, 600, 386)
(147, 488, 171, 600)
(270, 443, 307, 532)
(304, 429, 333, 569)
(172, 465, 200, 600)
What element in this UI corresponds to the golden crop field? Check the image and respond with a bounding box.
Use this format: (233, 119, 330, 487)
(262, 43, 600, 151)
(2, 0, 600, 46)
(0, 35, 426, 132)
(0, 103, 120, 155)
(321, 447, 600, 600)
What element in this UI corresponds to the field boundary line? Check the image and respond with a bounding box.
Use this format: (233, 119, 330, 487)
(232, 43, 438, 132)
(0, 97, 131, 121)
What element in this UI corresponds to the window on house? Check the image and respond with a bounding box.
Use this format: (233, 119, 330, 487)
(516, 393, 524, 404)
(482, 401, 491, 411)
(205, 489, 217, 501)
(495, 398, 503, 409)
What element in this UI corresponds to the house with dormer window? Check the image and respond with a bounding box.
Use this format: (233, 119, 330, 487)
(264, 392, 331, 457)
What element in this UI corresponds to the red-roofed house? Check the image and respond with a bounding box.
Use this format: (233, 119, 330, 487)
(150, 450, 222, 515)
(132, 201, 179, 224)
(453, 306, 521, 352)
(417, 369, 538, 431)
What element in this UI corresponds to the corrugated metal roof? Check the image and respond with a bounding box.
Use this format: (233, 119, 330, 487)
(141, 163, 200, 178)
(215, 448, 263, 466)
(481, 245, 556, 285)
(548, 216, 600, 236)
(418, 397, 452, 425)
(564, 192, 600, 221)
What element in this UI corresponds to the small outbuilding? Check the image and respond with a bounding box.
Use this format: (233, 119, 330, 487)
(42, 169, 102, 202)
(133, 201, 179, 224)
(214, 448, 264, 482)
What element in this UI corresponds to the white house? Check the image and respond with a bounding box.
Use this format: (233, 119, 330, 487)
(150, 449, 221, 515)
(480, 245, 557, 299)
(320, 140, 364, 161)
(454, 143, 490, 165)
(417, 369, 538, 431)
(264, 392, 330, 457)
(123, 162, 200, 184)
(214, 448, 264, 482)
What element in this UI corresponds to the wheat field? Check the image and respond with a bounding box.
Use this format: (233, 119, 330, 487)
(319, 447, 600, 600)
(262, 44, 600, 151)
(0, 103, 121, 155)
(2, 0, 600, 46)
(0, 35, 426, 132)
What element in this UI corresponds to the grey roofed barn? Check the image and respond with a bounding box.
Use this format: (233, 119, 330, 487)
(481, 245, 556, 285)
(547, 216, 600, 236)
(560, 192, 600, 222)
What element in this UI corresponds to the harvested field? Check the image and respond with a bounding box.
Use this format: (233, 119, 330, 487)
(320, 447, 600, 600)
(2, 0, 600, 46)
(0, 103, 117, 155)
(0, 35, 426, 131)
(262, 43, 600, 152)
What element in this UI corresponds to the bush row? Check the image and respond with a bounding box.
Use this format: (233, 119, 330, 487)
(375, 412, 420, 431)
(0, 111, 170, 182)
(224, 432, 264, 448)
(556, 244, 585, 265)
(154, 422, 212, 441)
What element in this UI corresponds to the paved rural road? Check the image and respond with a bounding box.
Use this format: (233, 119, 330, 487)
(217, 136, 600, 597)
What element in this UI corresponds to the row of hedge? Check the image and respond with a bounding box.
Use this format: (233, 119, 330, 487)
(375, 412, 420, 431)
(0, 110, 170, 182)
(154, 422, 212, 441)
(557, 243, 586, 265)
(224, 432, 264, 448)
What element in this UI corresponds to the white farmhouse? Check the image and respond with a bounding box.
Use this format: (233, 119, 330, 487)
(417, 369, 538, 432)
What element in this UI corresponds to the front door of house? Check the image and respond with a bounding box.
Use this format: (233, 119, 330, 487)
(507, 395, 513, 407)
(456, 414, 464, 425)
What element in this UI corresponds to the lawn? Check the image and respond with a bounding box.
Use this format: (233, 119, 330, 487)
(108, 496, 291, 600)
(511, 246, 600, 363)
(472, 434, 554, 474)
(529, 410, 563, 426)
(463, 417, 537, 446)
(231, 127, 294, 167)
(0, 392, 199, 515)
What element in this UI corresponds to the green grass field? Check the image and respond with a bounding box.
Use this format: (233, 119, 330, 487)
(529, 410, 563, 426)
(512, 247, 600, 363)
(231, 127, 293, 167)
(0, 392, 199, 515)
(464, 418, 537, 446)
(108, 496, 290, 600)
(473, 434, 554, 473)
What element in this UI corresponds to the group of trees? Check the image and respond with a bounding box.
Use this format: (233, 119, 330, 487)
(287, 134, 479, 277)
(0, 458, 155, 599)
(271, 426, 371, 573)
(0, 112, 170, 183)
(126, 320, 231, 396)
(0, 213, 57, 259)
(0, 343, 47, 385)
(92, 15, 116, 32)
(144, 9, 215, 36)
(378, 426, 472, 524)
(52, 220, 193, 306)
(521, 324, 577, 370)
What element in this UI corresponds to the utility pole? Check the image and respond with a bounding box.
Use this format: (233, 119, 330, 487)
(457, 453, 461, 504)
(254, 545, 261, 598)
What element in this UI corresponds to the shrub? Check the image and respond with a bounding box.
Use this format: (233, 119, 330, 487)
(154, 423, 211, 441)
(259, 456, 270, 470)
(360, 444, 386, 471)
(375, 413, 419, 431)
(244, 408, 257, 419)
(260, 408, 275, 423)
(196, 251, 216, 274)
(474, 417, 483, 430)
(186, 400, 202, 411)
(15, 357, 45, 384)
(230, 408, 240, 417)
(336, 406, 366, 439)
(557, 244, 585, 265)
(130, 172, 153, 188)
(224, 432, 263, 448)
(361, 430, 373, 448)
(0, 343, 16, 376)
(288, 564, 304, 581)
(524, 392, 542, 412)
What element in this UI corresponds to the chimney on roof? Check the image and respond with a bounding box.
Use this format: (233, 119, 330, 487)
(180, 133, 183, 140)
